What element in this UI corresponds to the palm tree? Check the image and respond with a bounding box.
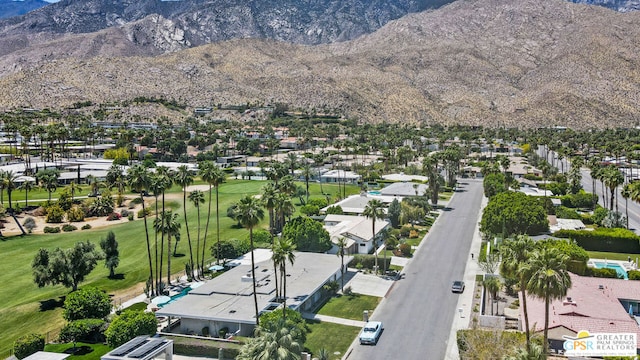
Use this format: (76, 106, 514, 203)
(65, 181, 80, 205)
(273, 237, 296, 319)
(274, 192, 295, 234)
(622, 183, 631, 229)
(18, 180, 35, 208)
(127, 164, 154, 296)
(155, 166, 174, 292)
(176, 165, 195, 279)
(603, 165, 624, 212)
(484, 276, 502, 316)
(3, 170, 18, 211)
(301, 162, 313, 203)
(336, 237, 348, 292)
(199, 161, 226, 267)
(363, 199, 386, 275)
(422, 155, 440, 206)
(262, 183, 278, 235)
(189, 190, 205, 277)
(235, 195, 265, 325)
(237, 318, 303, 360)
(154, 210, 181, 286)
(499, 235, 536, 351)
(527, 247, 572, 354)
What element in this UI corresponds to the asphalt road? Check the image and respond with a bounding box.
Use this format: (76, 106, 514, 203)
(346, 179, 484, 360)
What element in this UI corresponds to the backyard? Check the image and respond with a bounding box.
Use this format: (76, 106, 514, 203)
(0, 179, 357, 356)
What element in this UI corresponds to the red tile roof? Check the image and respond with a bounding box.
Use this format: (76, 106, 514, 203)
(522, 273, 640, 347)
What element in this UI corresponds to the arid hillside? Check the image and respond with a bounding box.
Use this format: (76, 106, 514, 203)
(1, 0, 639, 128)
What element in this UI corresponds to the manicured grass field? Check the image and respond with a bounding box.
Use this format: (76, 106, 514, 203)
(0, 179, 355, 356)
(317, 294, 381, 321)
(587, 251, 640, 262)
(304, 319, 361, 360)
(44, 342, 111, 360)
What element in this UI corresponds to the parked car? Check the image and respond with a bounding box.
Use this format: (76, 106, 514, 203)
(359, 321, 383, 345)
(452, 280, 465, 293)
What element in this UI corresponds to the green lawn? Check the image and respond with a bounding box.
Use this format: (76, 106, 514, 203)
(304, 320, 360, 360)
(587, 251, 640, 262)
(0, 179, 356, 356)
(317, 294, 381, 321)
(44, 342, 112, 360)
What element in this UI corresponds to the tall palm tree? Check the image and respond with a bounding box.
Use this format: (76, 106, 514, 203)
(499, 235, 536, 351)
(189, 190, 205, 277)
(363, 199, 385, 275)
(235, 195, 265, 325)
(262, 183, 278, 235)
(18, 180, 35, 207)
(422, 155, 440, 206)
(301, 162, 312, 203)
(154, 210, 181, 286)
(176, 165, 195, 279)
(273, 237, 296, 319)
(527, 247, 572, 354)
(199, 161, 226, 267)
(484, 276, 502, 316)
(603, 165, 624, 212)
(127, 164, 154, 296)
(336, 237, 348, 292)
(65, 181, 80, 205)
(274, 192, 294, 234)
(155, 166, 174, 292)
(622, 183, 632, 229)
(3, 170, 18, 211)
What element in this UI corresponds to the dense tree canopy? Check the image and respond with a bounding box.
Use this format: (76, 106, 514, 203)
(63, 287, 112, 321)
(32, 241, 102, 291)
(282, 216, 331, 252)
(104, 310, 157, 347)
(480, 191, 548, 237)
(483, 173, 507, 198)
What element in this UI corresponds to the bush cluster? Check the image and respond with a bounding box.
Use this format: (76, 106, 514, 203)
(350, 254, 392, 270)
(62, 224, 77, 232)
(137, 208, 152, 218)
(107, 212, 122, 221)
(43, 226, 61, 233)
(554, 228, 640, 253)
(585, 267, 619, 279)
(628, 270, 640, 280)
(81, 224, 92, 230)
(13, 333, 44, 359)
(59, 319, 106, 344)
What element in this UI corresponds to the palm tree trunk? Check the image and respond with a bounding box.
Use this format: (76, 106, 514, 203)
(626, 198, 629, 229)
(159, 194, 166, 292)
(142, 195, 154, 296)
(216, 187, 221, 266)
(610, 187, 615, 211)
(544, 295, 550, 354)
(283, 266, 287, 320)
(203, 184, 212, 268)
(183, 190, 195, 280)
(521, 281, 531, 352)
(195, 207, 201, 278)
(372, 222, 378, 275)
(250, 228, 260, 326)
(167, 234, 172, 286)
(154, 197, 160, 293)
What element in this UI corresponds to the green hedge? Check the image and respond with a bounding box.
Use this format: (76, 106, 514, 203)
(628, 270, 640, 280)
(554, 228, 640, 253)
(585, 267, 619, 279)
(171, 337, 240, 359)
(351, 255, 391, 271)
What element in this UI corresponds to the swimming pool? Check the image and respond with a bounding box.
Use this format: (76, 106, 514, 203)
(158, 286, 192, 307)
(368, 191, 381, 195)
(594, 262, 628, 280)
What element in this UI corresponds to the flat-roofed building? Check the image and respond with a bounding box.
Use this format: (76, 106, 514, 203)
(323, 214, 390, 255)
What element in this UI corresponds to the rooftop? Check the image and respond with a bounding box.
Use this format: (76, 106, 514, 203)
(324, 214, 390, 245)
(157, 251, 349, 324)
(321, 193, 396, 214)
(380, 182, 428, 197)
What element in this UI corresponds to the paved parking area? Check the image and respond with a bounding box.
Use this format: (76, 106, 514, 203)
(345, 271, 396, 297)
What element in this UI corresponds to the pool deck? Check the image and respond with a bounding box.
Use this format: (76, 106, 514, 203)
(588, 258, 637, 272)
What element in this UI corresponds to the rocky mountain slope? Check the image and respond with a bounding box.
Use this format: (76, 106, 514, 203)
(570, 0, 640, 12)
(1, 0, 640, 129)
(0, 0, 50, 20)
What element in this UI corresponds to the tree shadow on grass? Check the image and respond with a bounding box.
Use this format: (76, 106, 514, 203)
(173, 253, 186, 258)
(64, 345, 93, 355)
(40, 296, 65, 311)
(108, 273, 125, 280)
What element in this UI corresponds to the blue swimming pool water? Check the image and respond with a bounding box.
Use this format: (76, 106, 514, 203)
(594, 262, 628, 280)
(368, 191, 381, 195)
(159, 286, 192, 307)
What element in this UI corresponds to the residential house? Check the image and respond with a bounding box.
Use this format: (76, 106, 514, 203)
(323, 214, 390, 255)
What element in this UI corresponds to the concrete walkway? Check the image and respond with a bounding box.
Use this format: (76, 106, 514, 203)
(301, 312, 365, 327)
(444, 194, 487, 359)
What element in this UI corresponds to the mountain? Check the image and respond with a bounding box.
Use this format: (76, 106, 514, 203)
(1, 0, 640, 129)
(570, 0, 640, 12)
(0, 0, 50, 19)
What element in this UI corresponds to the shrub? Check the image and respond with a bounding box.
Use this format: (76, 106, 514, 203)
(62, 224, 77, 232)
(128, 214, 134, 221)
(586, 267, 618, 278)
(13, 333, 44, 359)
(308, 198, 328, 209)
(67, 206, 85, 222)
(81, 224, 92, 230)
(628, 270, 640, 280)
(64, 287, 112, 320)
(399, 225, 412, 237)
(409, 230, 419, 238)
(555, 206, 581, 220)
(399, 243, 412, 257)
(325, 205, 344, 215)
(105, 310, 157, 347)
(553, 228, 640, 253)
(107, 212, 122, 221)
(350, 254, 392, 270)
(23, 217, 36, 233)
(120, 209, 130, 217)
(45, 204, 65, 223)
(137, 208, 152, 218)
(44, 226, 61, 233)
(300, 204, 320, 216)
(32, 206, 47, 217)
(59, 319, 106, 344)
(130, 197, 143, 205)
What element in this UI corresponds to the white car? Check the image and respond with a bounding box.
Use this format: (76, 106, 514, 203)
(359, 321, 383, 345)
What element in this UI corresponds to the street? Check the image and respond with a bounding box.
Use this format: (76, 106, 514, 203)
(346, 179, 484, 360)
